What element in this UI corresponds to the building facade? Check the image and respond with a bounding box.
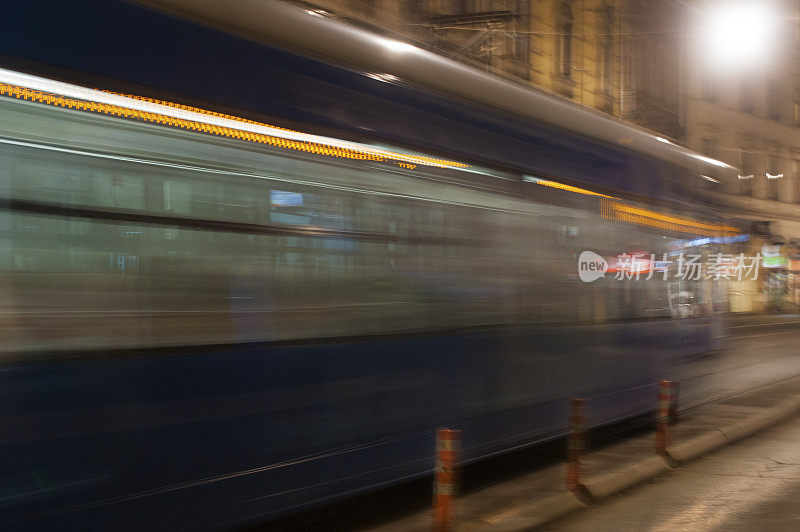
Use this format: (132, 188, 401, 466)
(296, 0, 800, 313)
(683, 0, 800, 312)
(296, 0, 684, 138)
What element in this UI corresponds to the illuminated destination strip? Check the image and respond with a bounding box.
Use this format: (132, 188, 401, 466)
(524, 176, 618, 199)
(603, 199, 739, 237)
(527, 177, 738, 237)
(0, 67, 468, 169)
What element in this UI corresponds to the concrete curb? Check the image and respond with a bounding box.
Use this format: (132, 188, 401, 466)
(483, 395, 800, 530)
(581, 455, 669, 500)
(481, 491, 585, 531)
(664, 430, 728, 463)
(718, 398, 800, 443)
(667, 397, 800, 463)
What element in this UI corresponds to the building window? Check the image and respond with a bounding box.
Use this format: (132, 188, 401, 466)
(739, 148, 753, 196)
(362, 0, 376, 14)
(740, 81, 754, 113)
(404, 0, 424, 18)
(513, 1, 530, 63)
(701, 138, 716, 158)
(767, 153, 780, 201)
(599, 7, 614, 98)
(601, 39, 613, 95)
(767, 79, 780, 121)
(739, 175, 753, 196)
(794, 88, 800, 126)
(767, 175, 779, 201)
(701, 75, 715, 102)
(793, 160, 800, 203)
(556, 3, 573, 79)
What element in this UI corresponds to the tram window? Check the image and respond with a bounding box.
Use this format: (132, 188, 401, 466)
(162, 180, 193, 215)
(0, 101, 730, 354)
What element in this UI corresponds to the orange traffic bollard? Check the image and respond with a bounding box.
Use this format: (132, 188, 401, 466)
(655, 379, 677, 455)
(433, 428, 460, 531)
(668, 380, 679, 425)
(566, 397, 585, 491)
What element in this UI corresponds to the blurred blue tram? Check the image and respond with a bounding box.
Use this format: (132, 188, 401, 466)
(0, 1, 739, 528)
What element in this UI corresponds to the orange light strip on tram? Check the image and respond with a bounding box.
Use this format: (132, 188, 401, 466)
(530, 177, 618, 199)
(0, 68, 468, 169)
(613, 203, 737, 233)
(604, 199, 738, 237)
(532, 178, 737, 237)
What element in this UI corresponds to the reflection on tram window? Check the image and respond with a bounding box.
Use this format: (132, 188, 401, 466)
(0, 98, 729, 357)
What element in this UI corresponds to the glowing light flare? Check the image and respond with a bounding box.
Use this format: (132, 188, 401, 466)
(693, 153, 732, 168)
(705, 2, 778, 66)
(381, 39, 419, 54)
(366, 73, 400, 83)
(653, 136, 732, 170)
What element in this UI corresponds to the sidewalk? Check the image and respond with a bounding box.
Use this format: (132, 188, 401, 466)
(725, 313, 800, 331)
(370, 374, 800, 531)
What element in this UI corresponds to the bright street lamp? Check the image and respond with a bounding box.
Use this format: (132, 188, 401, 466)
(705, 2, 778, 67)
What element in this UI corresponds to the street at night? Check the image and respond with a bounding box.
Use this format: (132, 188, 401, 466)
(343, 316, 800, 531)
(547, 397, 800, 531)
(0, 0, 799, 530)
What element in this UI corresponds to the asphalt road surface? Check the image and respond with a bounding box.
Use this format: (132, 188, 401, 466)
(678, 318, 800, 410)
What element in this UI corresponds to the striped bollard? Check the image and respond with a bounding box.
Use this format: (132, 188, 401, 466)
(656, 379, 672, 455)
(668, 380, 679, 425)
(566, 397, 585, 491)
(433, 428, 460, 531)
